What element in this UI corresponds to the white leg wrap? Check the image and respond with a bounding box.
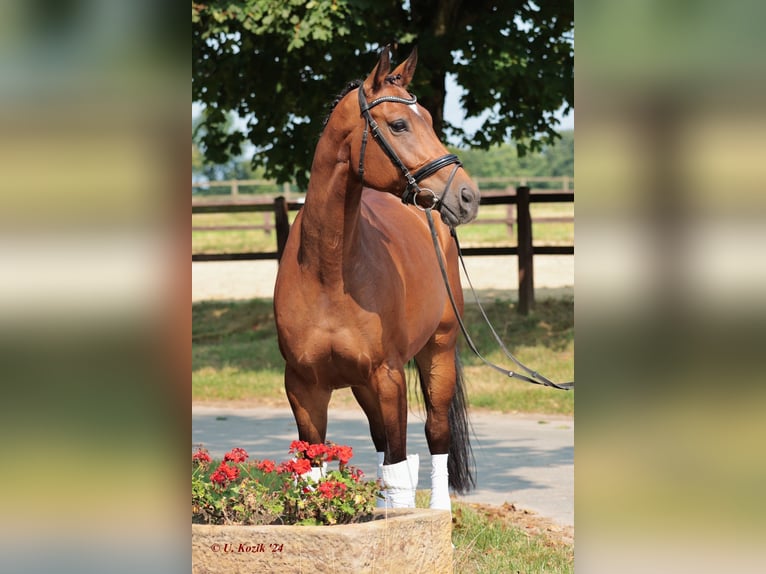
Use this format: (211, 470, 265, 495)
(408, 454, 420, 489)
(376, 452, 388, 508)
(429, 453, 451, 510)
(295, 462, 326, 489)
(380, 454, 419, 508)
(304, 463, 326, 483)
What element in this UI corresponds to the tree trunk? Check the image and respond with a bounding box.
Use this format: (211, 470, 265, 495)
(424, 71, 446, 141)
(410, 0, 462, 141)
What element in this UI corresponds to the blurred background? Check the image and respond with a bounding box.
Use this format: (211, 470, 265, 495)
(0, 1, 188, 573)
(576, 1, 766, 572)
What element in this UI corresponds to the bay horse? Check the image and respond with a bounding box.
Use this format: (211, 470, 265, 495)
(273, 47, 480, 510)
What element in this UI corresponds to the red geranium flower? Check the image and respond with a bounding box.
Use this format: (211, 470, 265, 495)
(257, 459, 276, 473)
(317, 480, 347, 499)
(192, 448, 211, 464)
(210, 462, 239, 485)
(329, 445, 353, 466)
(289, 440, 310, 456)
(305, 443, 329, 460)
(223, 447, 248, 463)
(291, 458, 312, 475)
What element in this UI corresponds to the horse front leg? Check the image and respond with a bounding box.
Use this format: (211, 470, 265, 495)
(373, 363, 419, 508)
(351, 385, 390, 507)
(284, 363, 331, 445)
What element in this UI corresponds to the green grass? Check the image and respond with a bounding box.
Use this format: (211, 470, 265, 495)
(192, 297, 573, 415)
(192, 211, 299, 254)
(451, 502, 573, 573)
(192, 300, 285, 403)
(412, 491, 573, 573)
(459, 203, 574, 247)
(460, 298, 574, 415)
(191, 203, 573, 254)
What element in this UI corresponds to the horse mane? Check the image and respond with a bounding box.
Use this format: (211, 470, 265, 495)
(322, 79, 363, 128)
(321, 74, 406, 129)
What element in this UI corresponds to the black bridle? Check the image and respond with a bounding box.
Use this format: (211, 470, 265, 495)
(357, 86, 462, 212)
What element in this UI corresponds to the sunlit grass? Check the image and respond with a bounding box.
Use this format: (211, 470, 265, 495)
(416, 492, 573, 573)
(459, 203, 574, 247)
(192, 298, 574, 416)
(192, 211, 300, 254)
(450, 502, 573, 573)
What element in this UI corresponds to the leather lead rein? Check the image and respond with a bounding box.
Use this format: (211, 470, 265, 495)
(425, 208, 574, 391)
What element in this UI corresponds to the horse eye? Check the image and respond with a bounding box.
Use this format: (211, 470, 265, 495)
(390, 120, 408, 133)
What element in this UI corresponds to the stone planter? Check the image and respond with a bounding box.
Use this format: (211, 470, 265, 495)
(192, 507, 453, 574)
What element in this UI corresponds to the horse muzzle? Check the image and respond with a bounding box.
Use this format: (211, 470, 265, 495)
(435, 177, 480, 227)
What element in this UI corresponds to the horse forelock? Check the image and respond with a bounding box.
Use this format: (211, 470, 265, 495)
(385, 73, 402, 85)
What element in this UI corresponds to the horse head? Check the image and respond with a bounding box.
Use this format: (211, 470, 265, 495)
(345, 47, 480, 226)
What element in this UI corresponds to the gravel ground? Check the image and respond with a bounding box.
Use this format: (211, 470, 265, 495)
(192, 255, 573, 302)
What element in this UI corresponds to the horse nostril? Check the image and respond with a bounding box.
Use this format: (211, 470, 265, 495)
(460, 187, 474, 205)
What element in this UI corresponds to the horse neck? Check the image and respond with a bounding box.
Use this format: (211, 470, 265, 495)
(298, 132, 363, 280)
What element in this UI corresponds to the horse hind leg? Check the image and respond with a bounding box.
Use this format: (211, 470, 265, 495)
(284, 364, 331, 445)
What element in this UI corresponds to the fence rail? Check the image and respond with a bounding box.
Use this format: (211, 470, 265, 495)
(192, 175, 571, 198)
(192, 187, 574, 313)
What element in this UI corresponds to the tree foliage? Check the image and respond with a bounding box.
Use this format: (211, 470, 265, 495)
(192, 1, 573, 189)
(193, 110, 264, 181)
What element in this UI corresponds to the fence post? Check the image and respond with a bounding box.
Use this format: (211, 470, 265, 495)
(263, 212, 273, 235)
(516, 186, 534, 314)
(274, 196, 290, 262)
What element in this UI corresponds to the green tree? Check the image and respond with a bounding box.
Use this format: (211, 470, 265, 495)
(193, 110, 263, 182)
(541, 129, 574, 177)
(192, 1, 573, 189)
(450, 129, 572, 183)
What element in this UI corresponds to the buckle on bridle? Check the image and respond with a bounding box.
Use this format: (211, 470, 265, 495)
(413, 188, 437, 210)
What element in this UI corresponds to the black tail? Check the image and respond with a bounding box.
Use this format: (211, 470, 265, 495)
(448, 351, 475, 494)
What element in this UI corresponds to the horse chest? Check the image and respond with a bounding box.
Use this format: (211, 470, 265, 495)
(290, 321, 381, 385)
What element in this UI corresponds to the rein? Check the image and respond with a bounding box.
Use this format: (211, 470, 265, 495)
(425, 208, 574, 391)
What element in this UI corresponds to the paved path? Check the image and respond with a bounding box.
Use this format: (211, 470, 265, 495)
(192, 255, 574, 301)
(192, 405, 573, 526)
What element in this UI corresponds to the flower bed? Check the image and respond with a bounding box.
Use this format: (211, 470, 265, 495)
(192, 443, 453, 573)
(192, 442, 379, 526)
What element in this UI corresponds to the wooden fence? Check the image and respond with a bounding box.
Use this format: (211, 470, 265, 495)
(192, 187, 574, 314)
(191, 175, 570, 198)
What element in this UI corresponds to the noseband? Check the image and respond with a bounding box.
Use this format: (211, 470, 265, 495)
(357, 87, 462, 213)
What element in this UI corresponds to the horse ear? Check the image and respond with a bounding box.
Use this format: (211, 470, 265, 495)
(390, 47, 418, 89)
(364, 45, 392, 94)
